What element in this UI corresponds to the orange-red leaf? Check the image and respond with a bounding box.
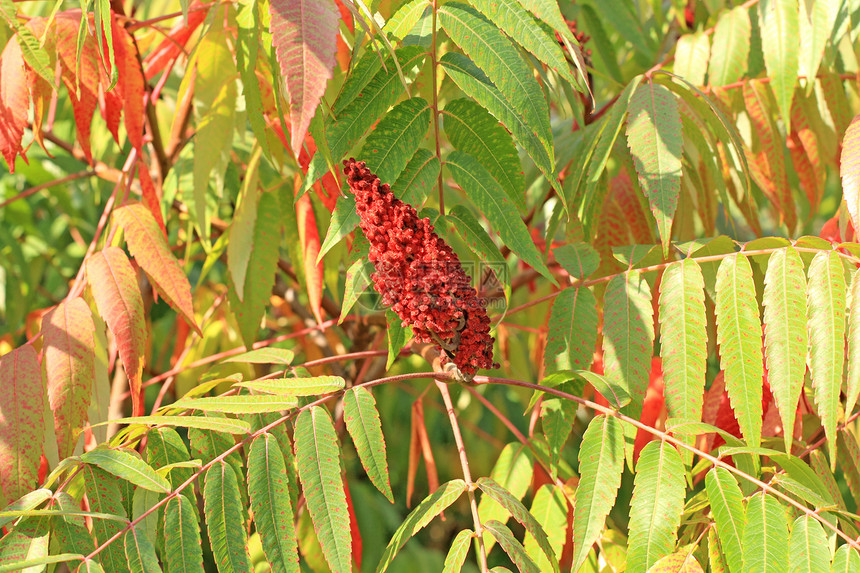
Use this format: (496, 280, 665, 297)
(56, 13, 100, 163)
(296, 187, 324, 325)
(142, 2, 208, 80)
(112, 17, 145, 152)
(86, 247, 146, 416)
(841, 114, 860, 233)
(0, 36, 29, 171)
(137, 160, 167, 239)
(42, 297, 96, 459)
(113, 203, 200, 334)
(790, 96, 825, 213)
(0, 345, 45, 506)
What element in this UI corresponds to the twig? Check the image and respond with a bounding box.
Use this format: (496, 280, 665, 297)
(0, 170, 95, 210)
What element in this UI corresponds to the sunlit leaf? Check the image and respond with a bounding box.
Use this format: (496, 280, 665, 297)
(343, 387, 393, 502)
(705, 468, 745, 573)
(742, 492, 789, 572)
(204, 460, 252, 573)
(758, 0, 799, 132)
(235, 376, 345, 396)
(82, 448, 171, 493)
(708, 7, 750, 86)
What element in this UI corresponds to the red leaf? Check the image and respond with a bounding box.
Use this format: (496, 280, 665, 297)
(840, 114, 860, 233)
(296, 186, 324, 325)
(269, 0, 339, 158)
(42, 297, 96, 459)
(633, 357, 666, 461)
(344, 477, 362, 570)
(55, 13, 100, 163)
(86, 247, 147, 416)
(137, 160, 167, 239)
(112, 17, 145, 152)
(142, 3, 208, 80)
(789, 98, 825, 214)
(27, 65, 52, 154)
(0, 345, 45, 507)
(0, 37, 30, 171)
(113, 203, 200, 334)
(611, 169, 653, 244)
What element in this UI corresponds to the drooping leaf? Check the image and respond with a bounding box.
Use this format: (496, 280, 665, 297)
(627, 441, 686, 572)
(296, 191, 324, 325)
(123, 523, 162, 573)
(524, 485, 567, 572)
(572, 415, 625, 572)
(476, 443, 533, 548)
(82, 464, 130, 573)
(544, 287, 598, 374)
(295, 407, 351, 573)
(625, 82, 683, 256)
(0, 37, 28, 171)
(443, 98, 525, 212)
(742, 492, 789, 572)
(705, 467, 745, 573)
(0, 345, 45, 507)
(576, 370, 631, 410)
(553, 243, 600, 280)
(87, 247, 146, 416)
(269, 0, 339, 158)
(112, 19, 145, 153)
(848, 268, 860, 417)
(659, 259, 706, 464)
(42, 297, 95, 459)
(787, 515, 830, 573)
(807, 250, 847, 470)
(172, 395, 299, 415)
(204, 460, 252, 573)
(831, 545, 860, 572)
(162, 494, 203, 573)
(114, 203, 200, 334)
(376, 480, 467, 573)
(343, 387, 393, 502)
(446, 150, 554, 283)
(441, 529, 473, 573)
(673, 32, 710, 86)
(762, 247, 807, 452)
(223, 348, 296, 365)
(54, 13, 99, 163)
(840, 114, 860, 233)
(708, 7, 750, 86)
(483, 520, 540, 573)
(248, 433, 299, 573)
(235, 376, 345, 396)
(758, 0, 799, 132)
(715, 253, 763, 448)
(227, 146, 263, 302)
(82, 448, 171, 493)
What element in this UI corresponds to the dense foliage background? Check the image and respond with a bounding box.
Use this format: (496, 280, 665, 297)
(4, 0, 860, 571)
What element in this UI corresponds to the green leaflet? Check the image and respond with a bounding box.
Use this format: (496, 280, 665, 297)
(758, 0, 799, 132)
(524, 485, 567, 572)
(81, 449, 171, 494)
(626, 82, 683, 256)
(709, 527, 730, 573)
(163, 495, 204, 573)
(476, 443, 532, 551)
(439, 52, 553, 183)
(477, 478, 558, 572)
(544, 287, 598, 374)
(227, 145, 263, 302)
(443, 98, 525, 213)
(222, 348, 296, 365)
(762, 247, 808, 452)
(110, 416, 251, 435)
(446, 205, 510, 295)
(82, 465, 129, 573)
(572, 415, 625, 572)
(235, 376, 346, 396)
(394, 148, 440, 208)
(673, 31, 710, 86)
(332, 49, 384, 116)
(659, 259, 707, 466)
(742, 492, 789, 572)
(446, 150, 554, 283)
(304, 46, 426, 194)
(575, 371, 630, 410)
(204, 461, 252, 573)
(807, 251, 847, 470)
(787, 515, 830, 572)
(715, 253, 763, 448)
(228, 188, 281, 348)
(441, 529, 473, 573)
(439, 2, 553, 165)
(831, 544, 860, 572)
(361, 97, 431, 184)
(541, 398, 575, 478)
(0, 516, 52, 573)
(553, 243, 599, 280)
(706, 467, 745, 573)
(295, 407, 351, 573)
(341, 256, 374, 320)
(626, 441, 686, 572)
(248, 433, 298, 573)
(52, 492, 95, 556)
(343, 387, 394, 502)
(131, 488, 160, 558)
(123, 524, 161, 573)
(376, 480, 467, 572)
(173, 395, 298, 415)
(319, 196, 360, 263)
(237, 2, 273, 160)
(483, 520, 540, 573)
(0, 489, 52, 530)
(847, 267, 860, 421)
(708, 7, 751, 86)
(385, 310, 409, 370)
(383, 0, 431, 41)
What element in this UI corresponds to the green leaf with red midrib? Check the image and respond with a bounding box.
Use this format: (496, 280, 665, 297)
(43, 297, 95, 459)
(83, 464, 130, 573)
(87, 247, 147, 416)
(204, 460, 253, 573)
(343, 387, 394, 503)
(0, 345, 44, 507)
(269, 0, 339, 158)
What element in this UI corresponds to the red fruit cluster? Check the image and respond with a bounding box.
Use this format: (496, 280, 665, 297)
(343, 158, 497, 375)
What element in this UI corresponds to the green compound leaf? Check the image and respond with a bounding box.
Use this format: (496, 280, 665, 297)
(659, 259, 707, 466)
(572, 415, 625, 572)
(439, 2, 552, 165)
(787, 515, 830, 573)
(362, 97, 431, 184)
(483, 520, 540, 573)
(172, 395, 298, 415)
(715, 253, 763, 448)
(204, 461, 252, 573)
(625, 82, 683, 256)
(81, 448, 171, 494)
(235, 376, 345, 396)
(626, 441, 686, 572)
(123, 523, 162, 573)
(762, 247, 808, 452)
(82, 465, 129, 573)
(443, 98, 525, 213)
(708, 7, 751, 86)
(758, 0, 799, 132)
(163, 494, 204, 573)
(705, 468, 745, 573)
(446, 150, 554, 284)
(544, 287, 598, 374)
(376, 480, 467, 573)
(385, 310, 410, 370)
(295, 407, 351, 573)
(442, 529, 473, 573)
(343, 387, 394, 503)
(807, 250, 847, 470)
(742, 492, 789, 572)
(248, 433, 299, 573)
